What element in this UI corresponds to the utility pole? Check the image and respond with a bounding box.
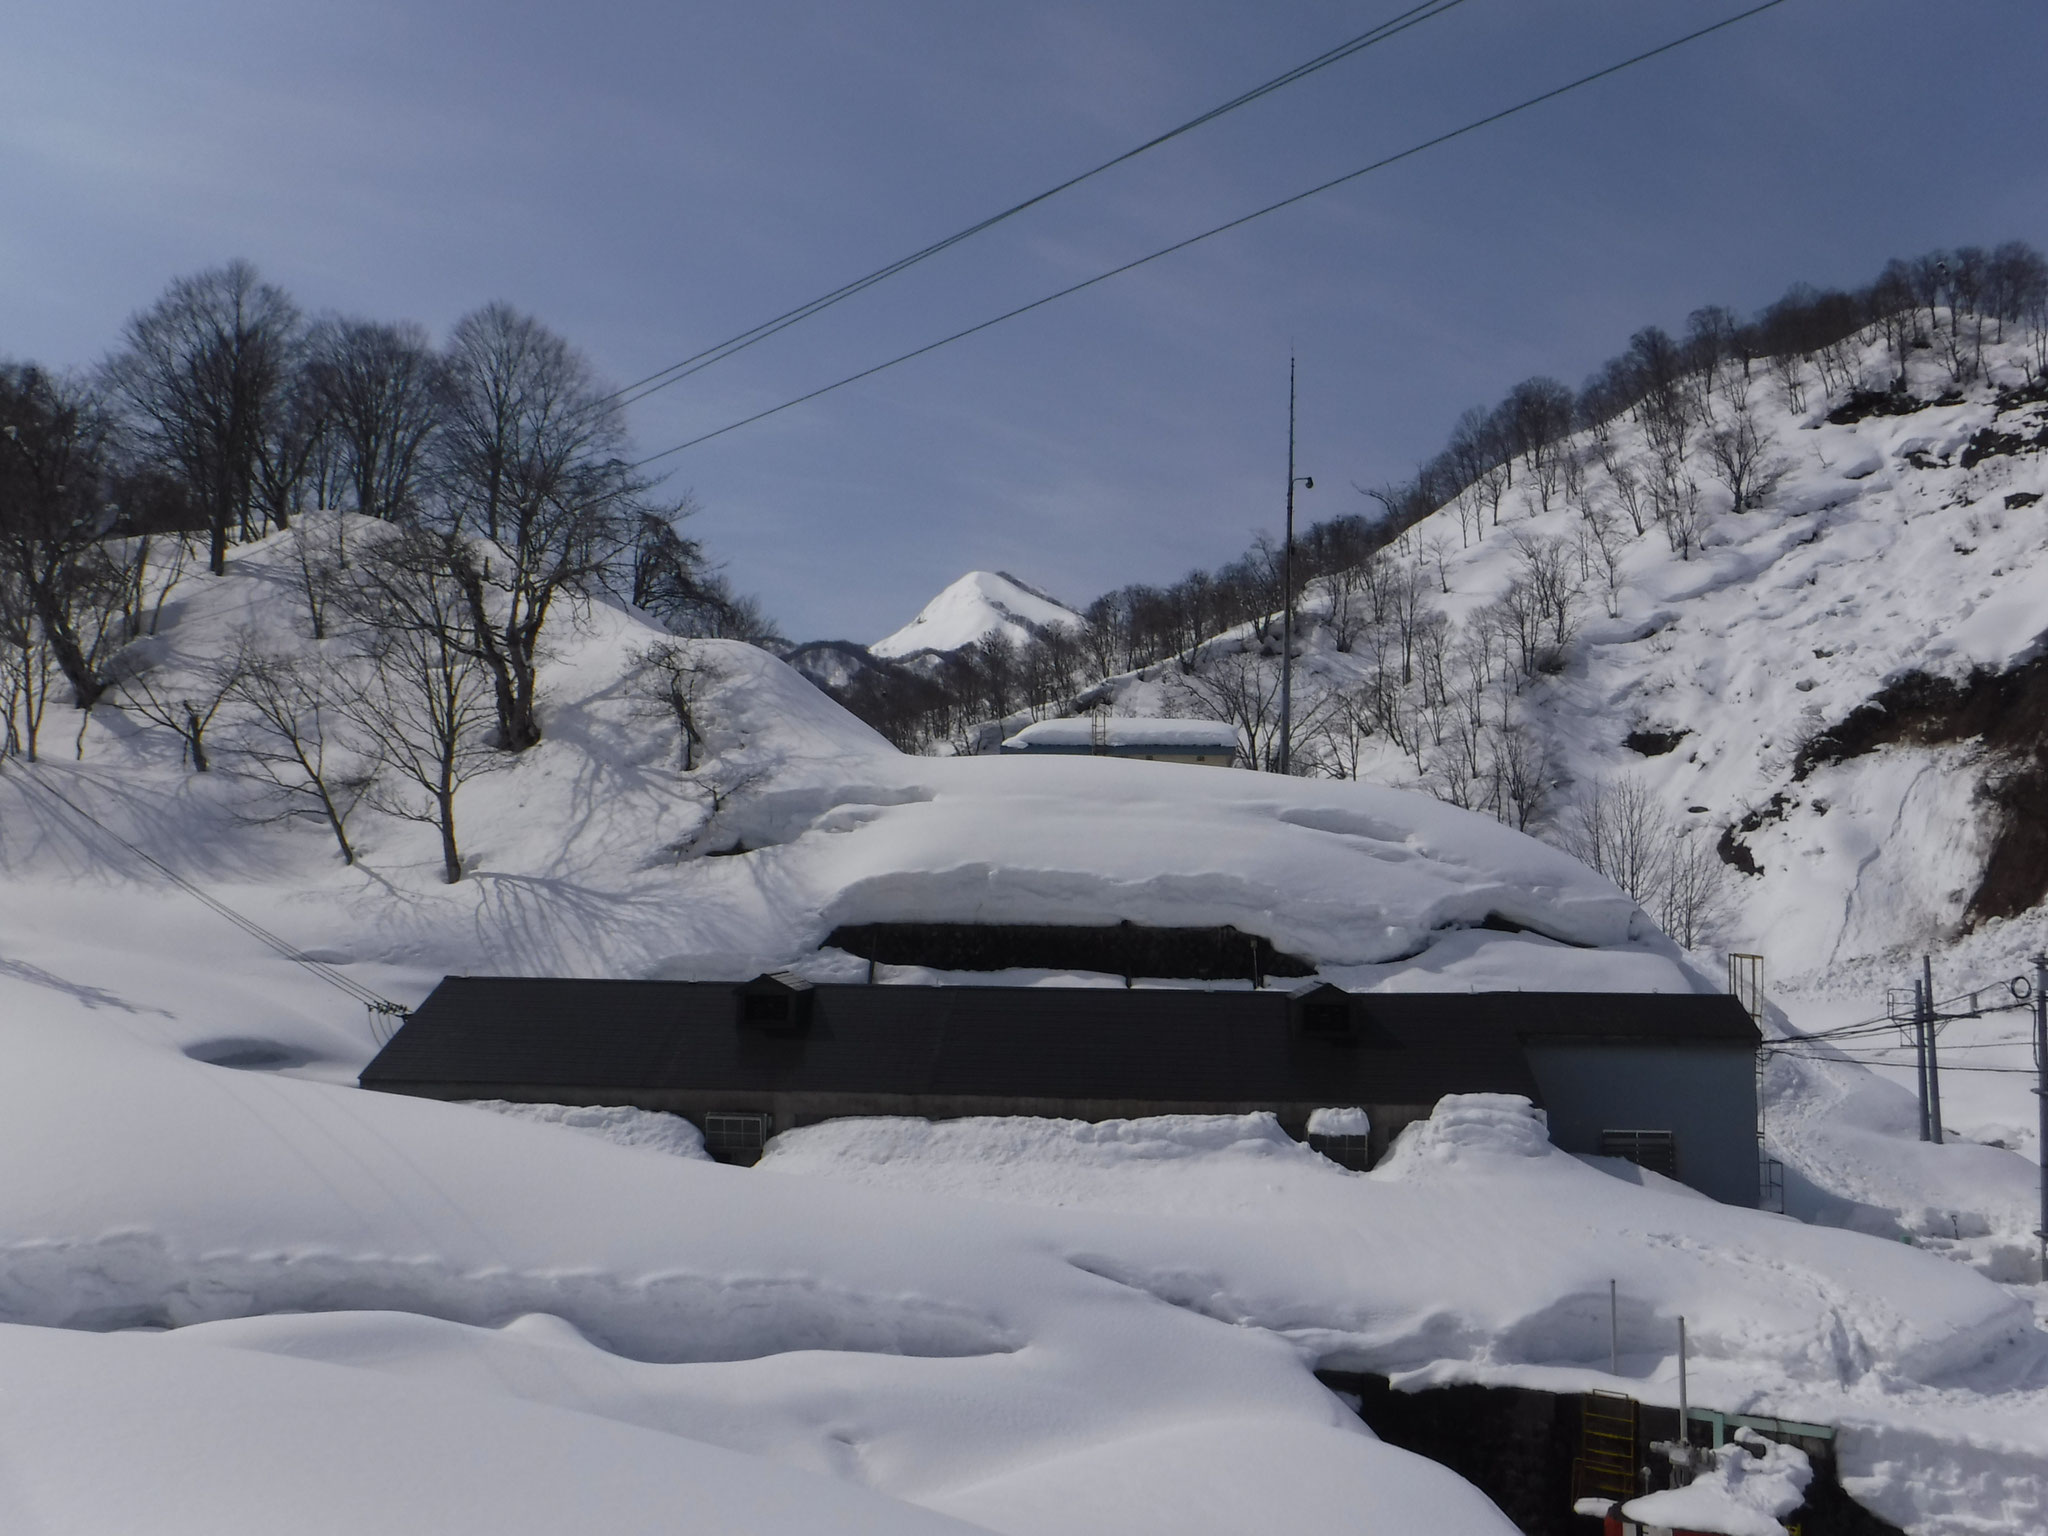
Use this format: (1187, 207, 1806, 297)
(1925, 954, 1944, 1145)
(1913, 977, 1931, 1142)
(2034, 955, 2047, 1282)
(1276, 356, 1312, 774)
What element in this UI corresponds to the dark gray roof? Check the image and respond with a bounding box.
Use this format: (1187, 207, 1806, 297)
(360, 980, 1757, 1108)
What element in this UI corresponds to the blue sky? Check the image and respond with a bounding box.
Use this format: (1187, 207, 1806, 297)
(5, 0, 2045, 641)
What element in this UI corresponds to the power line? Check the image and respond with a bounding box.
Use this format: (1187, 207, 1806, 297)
(605, 0, 1475, 411)
(2, 762, 407, 1018)
(632, 0, 1794, 469)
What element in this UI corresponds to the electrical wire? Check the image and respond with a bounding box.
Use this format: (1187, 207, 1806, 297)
(631, 0, 1795, 469)
(605, 0, 1475, 411)
(1, 762, 407, 1017)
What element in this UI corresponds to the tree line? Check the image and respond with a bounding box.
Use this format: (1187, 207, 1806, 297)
(836, 241, 2048, 759)
(1, 260, 775, 878)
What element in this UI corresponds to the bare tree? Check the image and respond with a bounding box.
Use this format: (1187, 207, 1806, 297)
(1576, 502, 1628, 619)
(116, 642, 247, 772)
(1653, 475, 1707, 561)
(288, 512, 351, 641)
(223, 649, 373, 863)
(1564, 774, 1670, 905)
(0, 365, 124, 711)
(102, 261, 303, 573)
(630, 639, 720, 772)
(309, 318, 442, 522)
(1512, 534, 1581, 663)
(1703, 379, 1789, 513)
(340, 529, 504, 882)
(1660, 825, 1731, 949)
(1764, 348, 1808, 415)
(1596, 441, 1652, 537)
(0, 591, 59, 760)
(433, 304, 642, 750)
(1171, 648, 1291, 769)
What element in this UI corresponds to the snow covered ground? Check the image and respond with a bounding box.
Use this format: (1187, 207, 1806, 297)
(1, 323, 2045, 1529)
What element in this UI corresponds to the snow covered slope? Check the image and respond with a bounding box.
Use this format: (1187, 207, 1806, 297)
(1076, 320, 2048, 1243)
(0, 428, 2043, 1528)
(872, 570, 1081, 659)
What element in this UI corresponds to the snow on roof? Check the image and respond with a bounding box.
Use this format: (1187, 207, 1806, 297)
(871, 570, 1080, 658)
(1003, 716, 1240, 751)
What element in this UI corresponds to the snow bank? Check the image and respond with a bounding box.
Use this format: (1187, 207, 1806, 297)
(1623, 1430, 1812, 1536)
(465, 1100, 712, 1159)
(1307, 1106, 1371, 1137)
(1372, 1093, 1551, 1172)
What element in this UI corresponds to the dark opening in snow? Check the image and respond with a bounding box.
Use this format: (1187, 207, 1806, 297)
(1317, 1370, 1904, 1536)
(184, 1038, 316, 1071)
(1623, 727, 1690, 757)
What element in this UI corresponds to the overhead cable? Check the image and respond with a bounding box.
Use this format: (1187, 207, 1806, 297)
(2, 763, 407, 1017)
(632, 0, 1794, 468)
(606, 0, 1474, 410)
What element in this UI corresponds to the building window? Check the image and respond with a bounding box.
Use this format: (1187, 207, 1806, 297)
(1302, 1001, 1353, 1037)
(1309, 1133, 1373, 1171)
(741, 992, 790, 1026)
(703, 1111, 771, 1165)
(1598, 1129, 1678, 1180)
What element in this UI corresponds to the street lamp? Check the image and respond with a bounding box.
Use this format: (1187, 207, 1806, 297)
(1277, 356, 1312, 774)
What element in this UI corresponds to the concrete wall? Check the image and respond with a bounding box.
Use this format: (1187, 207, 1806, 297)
(1522, 1043, 1759, 1206)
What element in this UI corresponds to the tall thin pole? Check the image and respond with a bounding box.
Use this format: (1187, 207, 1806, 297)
(1924, 953, 1944, 1145)
(2034, 955, 2046, 1282)
(1677, 1316, 1689, 1446)
(1278, 356, 1297, 775)
(1914, 977, 1931, 1142)
(1609, 1278, 1618, 1377)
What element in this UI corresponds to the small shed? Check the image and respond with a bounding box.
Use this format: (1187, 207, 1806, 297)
(1000, 716, 1240, 766)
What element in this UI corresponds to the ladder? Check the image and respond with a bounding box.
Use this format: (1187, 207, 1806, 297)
(1575, 1390, 1640, 1504)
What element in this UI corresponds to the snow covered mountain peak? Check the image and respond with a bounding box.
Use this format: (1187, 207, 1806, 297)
(871, 570, 1081, 659)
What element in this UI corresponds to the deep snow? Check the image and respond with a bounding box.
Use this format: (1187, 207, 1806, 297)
(1, 319, 2045, 1529)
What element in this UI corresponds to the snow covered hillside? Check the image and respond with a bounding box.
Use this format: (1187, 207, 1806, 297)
(0, 421, 2043, 1527)
(1054, 317, 2048, 1254)
(871, 570, 1081, 660)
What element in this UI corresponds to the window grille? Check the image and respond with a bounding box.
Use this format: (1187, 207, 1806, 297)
(1302, 1002, 1352, 1037)
(703, 1111, 771, 1164)
(1598, 1129, 1678, 1180)
(1308, 1132, 1373, 1171)
(742, 993, 790, 1025)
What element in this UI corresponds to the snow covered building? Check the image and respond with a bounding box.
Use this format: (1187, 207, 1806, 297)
(360, 979, 1764, 1202)
(1000, 716, 1241, 766)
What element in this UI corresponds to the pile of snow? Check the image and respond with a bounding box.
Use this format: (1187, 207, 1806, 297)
(871, 570, 1081, 659)
(1371, 1092, 1552, 1171)
(465, 1100, 711, 1159)
(760, 1113, 1342, 1215)
(1623, 1429, 1813, 1536)
(1306, 1106, 1371, 1137)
